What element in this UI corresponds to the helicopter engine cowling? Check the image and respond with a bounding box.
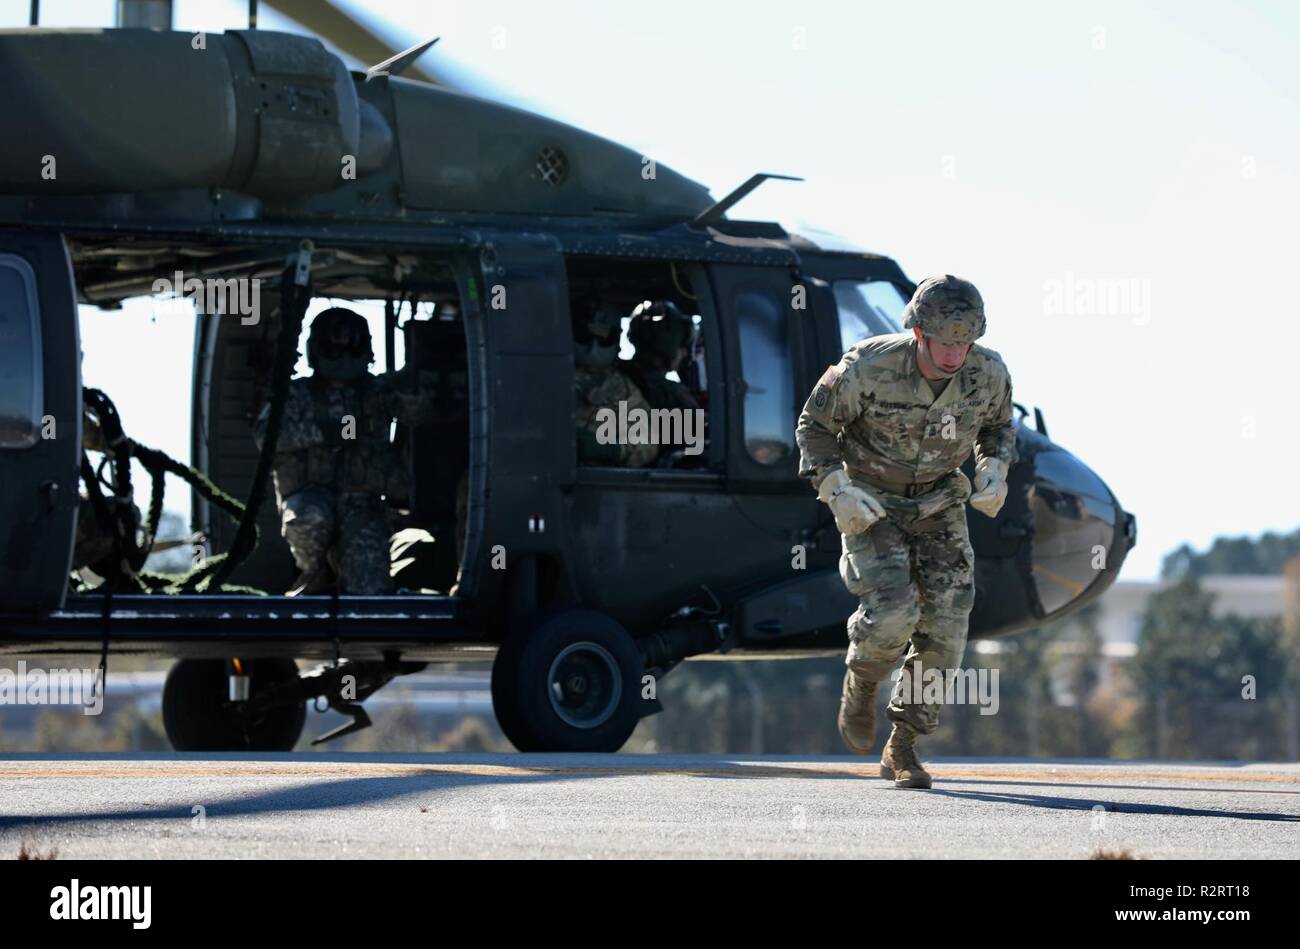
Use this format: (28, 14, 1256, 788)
(0, 29, 380, 197)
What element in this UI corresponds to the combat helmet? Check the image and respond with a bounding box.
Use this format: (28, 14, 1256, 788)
(901, 275, 986, 343)
(628, 300, 693, 364)
(307, 306, 374, 381)
(572, 301, 624, 369)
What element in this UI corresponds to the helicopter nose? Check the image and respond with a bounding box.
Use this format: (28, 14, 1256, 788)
(1027, 449, 1134, 617)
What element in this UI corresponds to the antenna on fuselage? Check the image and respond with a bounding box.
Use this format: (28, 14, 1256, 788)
(690, 173, 803, 229)
(366, 36, 441, 82)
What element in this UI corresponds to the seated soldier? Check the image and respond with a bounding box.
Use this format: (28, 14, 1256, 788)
(622, 300, 700, 413)
(253, 306, 435, 595)
(573, 302, 657, 468)
(621, 300, 707, 466)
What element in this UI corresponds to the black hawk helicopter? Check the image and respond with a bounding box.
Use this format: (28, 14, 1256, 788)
(0, 1, 1135, 752)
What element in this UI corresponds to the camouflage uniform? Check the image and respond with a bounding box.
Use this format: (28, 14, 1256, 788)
(796, 329, 1017, 736)
(574, 366, 659, 468)
(254, 370, 434, 594)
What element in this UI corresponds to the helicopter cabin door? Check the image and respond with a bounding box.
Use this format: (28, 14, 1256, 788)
(0, 231, 81, 615)
(707, 262, 822, 602)
(472, 237, 575, 617)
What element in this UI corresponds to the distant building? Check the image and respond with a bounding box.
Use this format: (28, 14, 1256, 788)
(1096, 575, 1287, 652)
(972, 574, 1290, 704)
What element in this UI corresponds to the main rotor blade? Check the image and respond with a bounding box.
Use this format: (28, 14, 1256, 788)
(263, 0, 439, 85)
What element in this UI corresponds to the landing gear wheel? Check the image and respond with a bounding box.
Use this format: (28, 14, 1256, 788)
(491, 609, 643, 753)
(162, 658, 306, 751)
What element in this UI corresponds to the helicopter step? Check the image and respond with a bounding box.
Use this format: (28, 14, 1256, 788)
(0, 593, 484, 661)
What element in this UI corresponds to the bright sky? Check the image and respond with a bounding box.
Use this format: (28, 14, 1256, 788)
(10, 0, 1299, 579)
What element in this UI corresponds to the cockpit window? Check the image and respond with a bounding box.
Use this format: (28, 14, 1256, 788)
(0, 254, 43, 449)
(834, 280, 906, 352)
(1030, 450, 1117, 614)
(735, 288, 794, 465)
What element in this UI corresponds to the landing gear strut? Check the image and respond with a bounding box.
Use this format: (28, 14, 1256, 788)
(161, 654, 426, 752)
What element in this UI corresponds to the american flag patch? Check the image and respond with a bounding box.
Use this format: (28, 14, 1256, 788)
(812, 365, 839, 409)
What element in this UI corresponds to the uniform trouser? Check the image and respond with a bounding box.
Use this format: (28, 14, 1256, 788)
(280, 488, 393, 595)
(839, 498, 975, 735)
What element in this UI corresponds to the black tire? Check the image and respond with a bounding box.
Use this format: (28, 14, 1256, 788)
(489, 625, 534, 751)
(162, 658, 306, 751)
(491, 609, 643, 753)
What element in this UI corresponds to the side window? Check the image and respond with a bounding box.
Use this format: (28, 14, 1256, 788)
(834, 280, 906, 353)
(0, 254, 43, 449)
(564, 255, 713, 469)
(735, 288, 793, 465)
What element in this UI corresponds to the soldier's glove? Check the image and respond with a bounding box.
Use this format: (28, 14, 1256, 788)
(817, 468, 885, 535)
(969, 457, 1009, 518)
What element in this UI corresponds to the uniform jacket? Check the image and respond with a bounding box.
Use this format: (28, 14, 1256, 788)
(796, 332, 1017, 492)
(574, 366, 659, 468)
(253, 369, 435, 503)
(621, 359, 700, 413)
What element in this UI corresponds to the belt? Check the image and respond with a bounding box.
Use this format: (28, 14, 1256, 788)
(850, 472, 944, 498)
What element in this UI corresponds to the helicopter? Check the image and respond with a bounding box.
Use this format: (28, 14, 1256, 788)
(0, 2, 1136, 753)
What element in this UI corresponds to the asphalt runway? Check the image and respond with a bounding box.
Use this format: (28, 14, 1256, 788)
(2, 755, 1297, 859)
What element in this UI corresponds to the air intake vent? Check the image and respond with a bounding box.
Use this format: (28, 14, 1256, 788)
(535, 145, 568, 186)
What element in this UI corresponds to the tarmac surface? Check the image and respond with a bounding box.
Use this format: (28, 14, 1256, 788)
(2, 754, 1298, 859)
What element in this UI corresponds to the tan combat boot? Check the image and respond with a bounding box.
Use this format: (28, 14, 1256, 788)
(879, 724, 932, 789)
(837, 660, 892, 754)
